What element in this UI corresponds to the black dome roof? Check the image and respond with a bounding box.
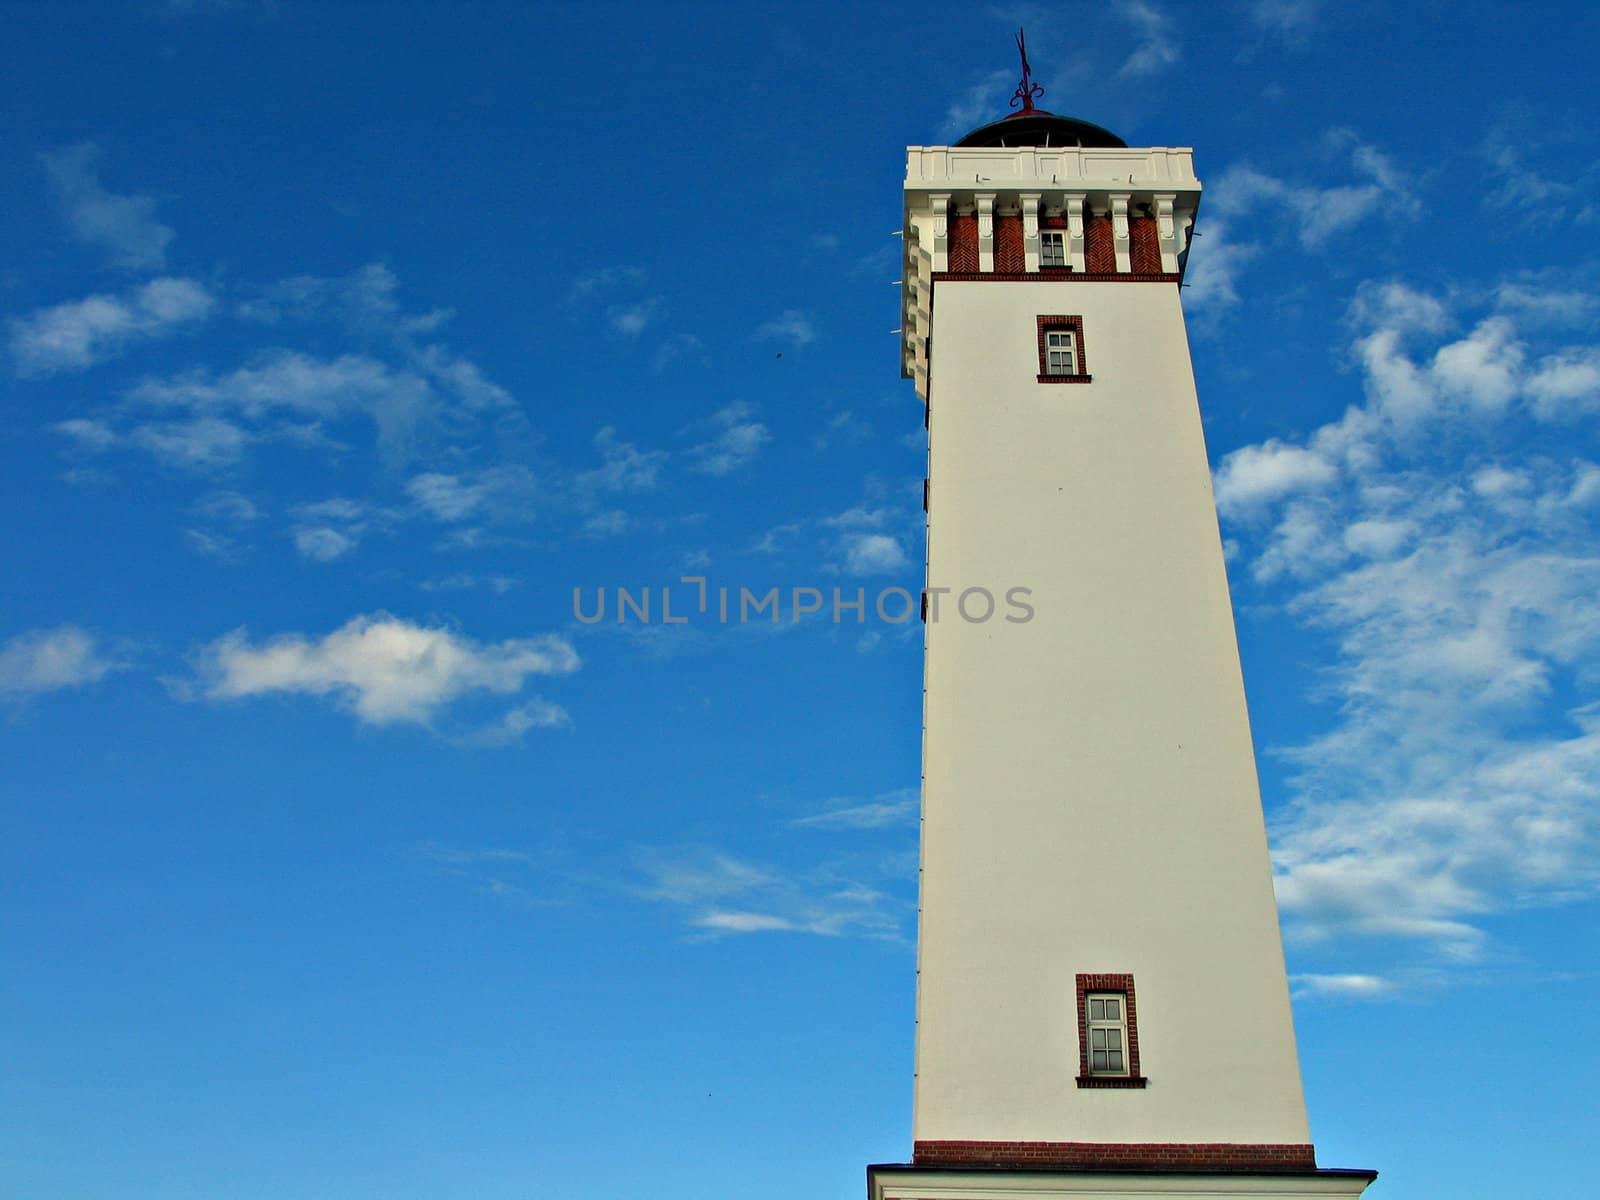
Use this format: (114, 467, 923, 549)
(955, 109, 1126, 149)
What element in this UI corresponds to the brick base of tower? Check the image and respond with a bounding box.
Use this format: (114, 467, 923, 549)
(869, 1145, 1377, 1200)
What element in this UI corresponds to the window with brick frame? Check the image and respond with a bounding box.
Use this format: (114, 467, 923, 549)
(1075, 973, 1147, 1088)
(1040, 229, 1067, 268)
(1036, 315, 1091, 384)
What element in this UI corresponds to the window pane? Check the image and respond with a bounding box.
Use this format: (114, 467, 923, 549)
(1092, 1050, 1108, 1070)
(1106, 1029, 1122, 1052)
(1090, 999, 1105, 1020)
(1091, 1029, 1106, 1049)
(1108, 1050, 1124, 1072)
(1104, 998, 1119, 1020)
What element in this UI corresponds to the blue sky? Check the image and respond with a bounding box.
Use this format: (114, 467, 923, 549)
(3, 2, 1599, 1197)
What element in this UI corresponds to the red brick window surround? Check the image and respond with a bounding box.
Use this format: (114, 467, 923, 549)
(1036, 315, 1091, 384)
(1076, 973, 1147, 1088)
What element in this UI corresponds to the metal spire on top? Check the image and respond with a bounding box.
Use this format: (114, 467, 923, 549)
(1009, 27, 1045, 114)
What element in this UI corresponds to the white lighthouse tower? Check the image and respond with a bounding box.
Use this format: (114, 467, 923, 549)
(869, 37, 1376, 1200)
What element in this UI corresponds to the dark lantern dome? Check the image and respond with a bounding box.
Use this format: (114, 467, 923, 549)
(955, 109, 1127, 149)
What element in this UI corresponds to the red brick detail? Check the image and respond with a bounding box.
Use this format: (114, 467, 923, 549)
(1036, 315, 1090, 383)
(932, 272, 1180, 284)
(995, 215, 1025, 273)
(1085, 214, 1116, 273)
(949, 214, 979, 273)
(1040, 212, 1070, 230)
(1130, 216, 1163, 274)
(912, 1141, 1319, 1172)
(1076, 973, 1143, 1086)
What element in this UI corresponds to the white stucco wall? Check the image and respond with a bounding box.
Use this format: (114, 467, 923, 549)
(912, 278, 1311, 1146)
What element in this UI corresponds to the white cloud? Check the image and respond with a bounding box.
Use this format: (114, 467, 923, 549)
(53, 418, 119, 452)
(1290, 973, 1395, 1000)
(940, 68, 1012, 139)
(407, 473, 484, 522)
(239, 263, 450, 342)
(130, 416, 249, 470)
(577, 427, 666, 494)
(695, 911, 801, 933)
(1217, 281, 1600, 967)
(823, 505, 889, 529)
(1213, 439, 1338, 517)
(566, 266, 664, 339)
(0, 626, 122, 697)
(10, 278, 215, 375)
(40, 143, 174, 270)
(1180, 220, 1260, 317)
(195, 613, 579, 726)
(793, 789, 918, 830)
(569, 265, 646, 301)
(128, 350, 434, 463)
(812, 410, 871, 452)
(1210, 137, 1418, 253)
(1246, 0, 1322, 39)
(840, 532, 909, 575)
(1118, 0, 1181, 77)
(581, 510, 630, 537)
(293, 526, 356, 562)
(1348, 279, 1451, 336)
(454, 698, 571, 748)
(634, 847, 906, 940)
(608, 299, 662, 337)
(194, 490, 260, 523)
(405, 466, 537, 526)
(689, 403, 770, 476)
(1494, 282, 1600, 327)
(754, 309, 817, 346)
(1525, 348, 1600, 420)
(1429, 317, 1524, 414)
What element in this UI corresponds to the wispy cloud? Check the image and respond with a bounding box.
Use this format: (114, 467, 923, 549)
(1180, 219, 1259, 321)
(238, 263, 452, 341)
(754, 309, 817, 347)
(568, 266, 666, 338)
(1244, 0, 1323, 43)
(836, 532, 910, 575)
(1213, 439, 1338, 518)
(1290, 973, 1395, 1001)
(689, 403, 770, 476)
(1210, 133, 1420, 250)
(940, 68, 1012, 139)
(406, 466, 538, 524)
(193, 613, 579, 729)
(287, 498, 370, 562)
(633, 847, 908, 941)
(576, 427, 666, 494)
(125, 350, 435, 466)
(9, 278, 215, 375)
(1212, 279, 1600, 968)
(1118, 1, 1181, 78)
(453, 698, 571, 748)
(0, 626, 124, 697)
(812, 410, 871, 453)
(792, 788, 918, 831)
(41, 143, 175, 270)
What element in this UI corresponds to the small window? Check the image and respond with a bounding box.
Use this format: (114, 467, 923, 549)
(1045, 329, 1078, 376)
(1085, 993, 1127, 1075)
(1040, 229, 1067, 268)
(1076, 972, 1146, 1088)
(1036, 315, 1091, 384)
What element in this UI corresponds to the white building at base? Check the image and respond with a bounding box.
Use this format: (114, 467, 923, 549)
(869, 64, 1376, 1200)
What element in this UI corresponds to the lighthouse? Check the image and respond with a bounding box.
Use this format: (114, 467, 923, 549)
(870, 36, 1376, 1200)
